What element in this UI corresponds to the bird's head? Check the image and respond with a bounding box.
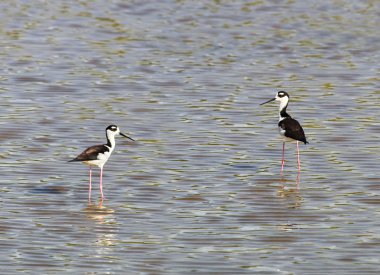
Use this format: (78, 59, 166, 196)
(106, 125, 134, 141)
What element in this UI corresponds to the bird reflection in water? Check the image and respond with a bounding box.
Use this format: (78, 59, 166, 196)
(83, 200, 118, 248)
(84, 199, 115, 224)
(277, 177, 303, 209)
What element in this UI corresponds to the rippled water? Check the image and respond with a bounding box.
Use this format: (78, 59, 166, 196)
(1, 0, 379, 274)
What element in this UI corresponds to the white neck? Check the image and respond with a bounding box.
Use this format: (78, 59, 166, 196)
(278, 98, 289, 120)
(278, 98, 288, 112)
(106, 133, 116, 150)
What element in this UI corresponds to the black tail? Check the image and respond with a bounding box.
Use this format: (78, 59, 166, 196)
(68, 158, 79, 162)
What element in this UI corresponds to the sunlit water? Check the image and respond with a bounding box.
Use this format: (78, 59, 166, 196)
(1, 0, 379, 274)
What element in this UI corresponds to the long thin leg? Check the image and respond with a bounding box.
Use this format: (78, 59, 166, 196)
(99, 167, 104, 200)
(296, 141, 301, 173)
(281, 142, 285, 176)
(89, 167, 92, 201)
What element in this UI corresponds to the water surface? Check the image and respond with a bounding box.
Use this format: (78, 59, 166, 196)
(0, 0, 379, 274)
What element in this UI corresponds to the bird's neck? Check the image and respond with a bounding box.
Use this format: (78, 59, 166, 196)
(106, 134, 116, 150)
(279, 103, 290, 121)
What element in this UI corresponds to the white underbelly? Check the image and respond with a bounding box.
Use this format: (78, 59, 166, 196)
(83, 150, 112, 167)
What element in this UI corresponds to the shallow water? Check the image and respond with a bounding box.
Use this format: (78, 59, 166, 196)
(1, 0, 380, 274)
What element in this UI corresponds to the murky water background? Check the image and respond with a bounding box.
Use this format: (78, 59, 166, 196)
(1, 0, 379, 274)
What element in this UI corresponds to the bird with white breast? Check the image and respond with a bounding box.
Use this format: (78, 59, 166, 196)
(69, 124, 135, 200)
(260, 91, 308, 176)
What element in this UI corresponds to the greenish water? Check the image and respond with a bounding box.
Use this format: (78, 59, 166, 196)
(0, 0, 379, 274)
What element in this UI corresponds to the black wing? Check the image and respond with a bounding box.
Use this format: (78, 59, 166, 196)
(69, 144, 109, 162)
(279, 117, 308, 144)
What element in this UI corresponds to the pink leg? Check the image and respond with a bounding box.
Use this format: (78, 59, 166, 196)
(88, 167, 92, 201)
(296, 141, 301, 173)
(281, 142, 285, 176)
(99, 167, 104, 200)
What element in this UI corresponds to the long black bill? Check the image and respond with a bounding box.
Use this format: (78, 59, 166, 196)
(260, 98, 276, 105)
(120, 132, 135, 141)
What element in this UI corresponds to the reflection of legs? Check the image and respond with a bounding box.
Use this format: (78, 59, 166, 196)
(296, 170, 300, 189)
(99, 167, 104, 200)
(296, 141, 301, 172)
(281, 142, 285, 176)
(88, 167, 92, 201)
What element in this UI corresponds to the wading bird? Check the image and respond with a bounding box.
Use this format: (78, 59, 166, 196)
(260, 91, 308, 175)
(69, 125, 134, 200)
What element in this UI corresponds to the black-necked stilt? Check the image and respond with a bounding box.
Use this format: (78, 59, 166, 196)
(69, 125, 134, 200)
(260, 91, 308, 175)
